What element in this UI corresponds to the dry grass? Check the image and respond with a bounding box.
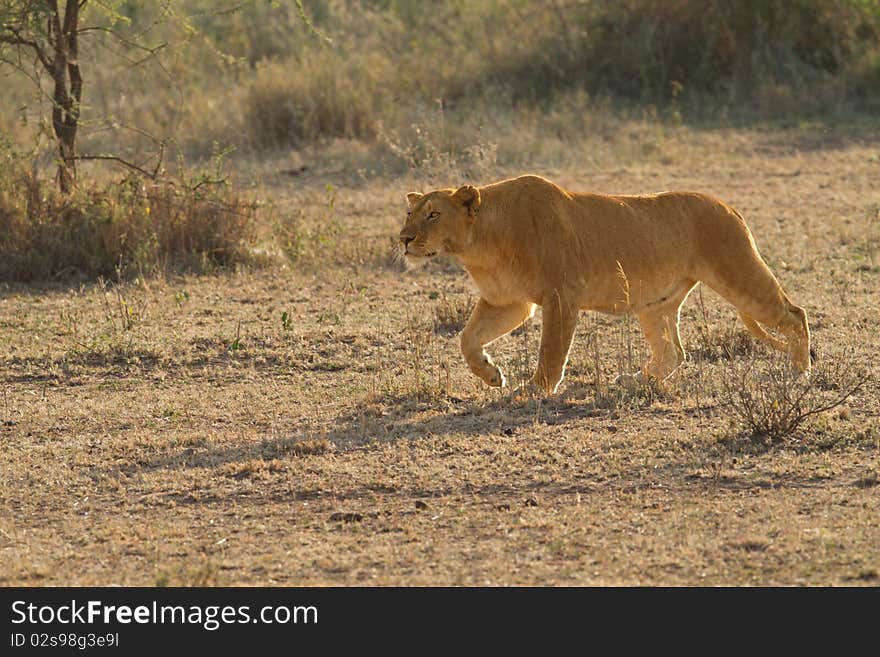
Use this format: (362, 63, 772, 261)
(0, 163, 263, 281)
(244, 52, 387, 150)
(1, 124, 879, 586)
(433, 294, 475, 336)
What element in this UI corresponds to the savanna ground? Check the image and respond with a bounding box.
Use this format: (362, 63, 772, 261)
(2, 121, 879, 586)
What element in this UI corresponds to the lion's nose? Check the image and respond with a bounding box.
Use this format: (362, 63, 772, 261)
(400, 236, 414, 247)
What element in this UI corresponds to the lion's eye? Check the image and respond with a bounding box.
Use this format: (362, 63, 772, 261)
(427, 211, 440, 221)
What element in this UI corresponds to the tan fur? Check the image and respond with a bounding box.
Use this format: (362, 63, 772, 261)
(399, 174, 811, 393)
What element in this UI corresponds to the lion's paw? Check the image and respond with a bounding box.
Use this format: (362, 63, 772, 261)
(509, 380, 547, 400)
(485, 366, 506, 388)
(469, 355, 506, 388)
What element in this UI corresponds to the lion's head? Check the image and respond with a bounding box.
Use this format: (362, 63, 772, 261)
(398, 185, 481, 264)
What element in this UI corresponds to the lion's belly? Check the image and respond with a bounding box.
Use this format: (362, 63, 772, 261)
(464, 228, 697, 313)
(466, 266, 543, 307)
(578, 279, 691, 315)
(541, 245, 696, 315)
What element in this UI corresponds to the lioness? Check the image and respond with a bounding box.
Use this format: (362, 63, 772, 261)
(399, 175, 811, 394)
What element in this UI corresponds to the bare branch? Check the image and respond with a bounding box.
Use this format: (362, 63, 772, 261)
(92, 34, 167, 68)
(191, 177, 228, 192)
(152, 139, 166, 178)
(77, 25, 167, 55)
(75, 154, 158, 178)
(0, 28, 53, 70)
(76, 4, 167, 47)
(113, 122, 165, 143)
(120, 42, 167, 68)
(0, 50, 53, 104)
(788, 373, 870, 428)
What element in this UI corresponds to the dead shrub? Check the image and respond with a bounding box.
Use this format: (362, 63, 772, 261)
(719, 351, 870, 448)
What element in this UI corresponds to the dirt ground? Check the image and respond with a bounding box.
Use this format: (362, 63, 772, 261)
(1, 124, 878, 585)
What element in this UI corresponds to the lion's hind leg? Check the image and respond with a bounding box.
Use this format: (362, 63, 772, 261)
(636, 282, 697, 380)
(709, 280, 811, 373)
(736, 302, 811, 373)
(738, 312, 787, 351)
(701, 246, 810, 372)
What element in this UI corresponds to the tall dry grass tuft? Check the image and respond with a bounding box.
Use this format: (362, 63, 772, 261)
(691, 323, 758, 363)
(0, 159, 260, 281)
(244, 52, 390, 150)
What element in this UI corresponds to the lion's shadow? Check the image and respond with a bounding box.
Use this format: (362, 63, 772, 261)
(334, 384, 615, 446)
(112, 380, 673, 477)
(102, 375, 823, 508)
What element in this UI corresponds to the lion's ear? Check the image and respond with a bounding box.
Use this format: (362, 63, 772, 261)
(406, 192, 423, 207)
(452, 185, 480, 210)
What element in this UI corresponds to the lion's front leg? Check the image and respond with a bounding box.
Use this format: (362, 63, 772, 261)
(461, 299, 535, 387)
(533, 292, 579, 394)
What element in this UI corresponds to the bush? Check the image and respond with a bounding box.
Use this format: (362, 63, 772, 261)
(234, 0, 880, 150)
(0, 153, 260, 281)
(243, 50, 391, 150)
(579, 0, 880, 99)
(459, 0, 880, 108)
(719, 351, 870, 447)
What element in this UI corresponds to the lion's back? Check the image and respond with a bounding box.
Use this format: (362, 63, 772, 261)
(478, 179, 762, 309)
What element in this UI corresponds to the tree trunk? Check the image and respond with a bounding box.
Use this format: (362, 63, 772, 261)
(48, 0, 82, 194)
